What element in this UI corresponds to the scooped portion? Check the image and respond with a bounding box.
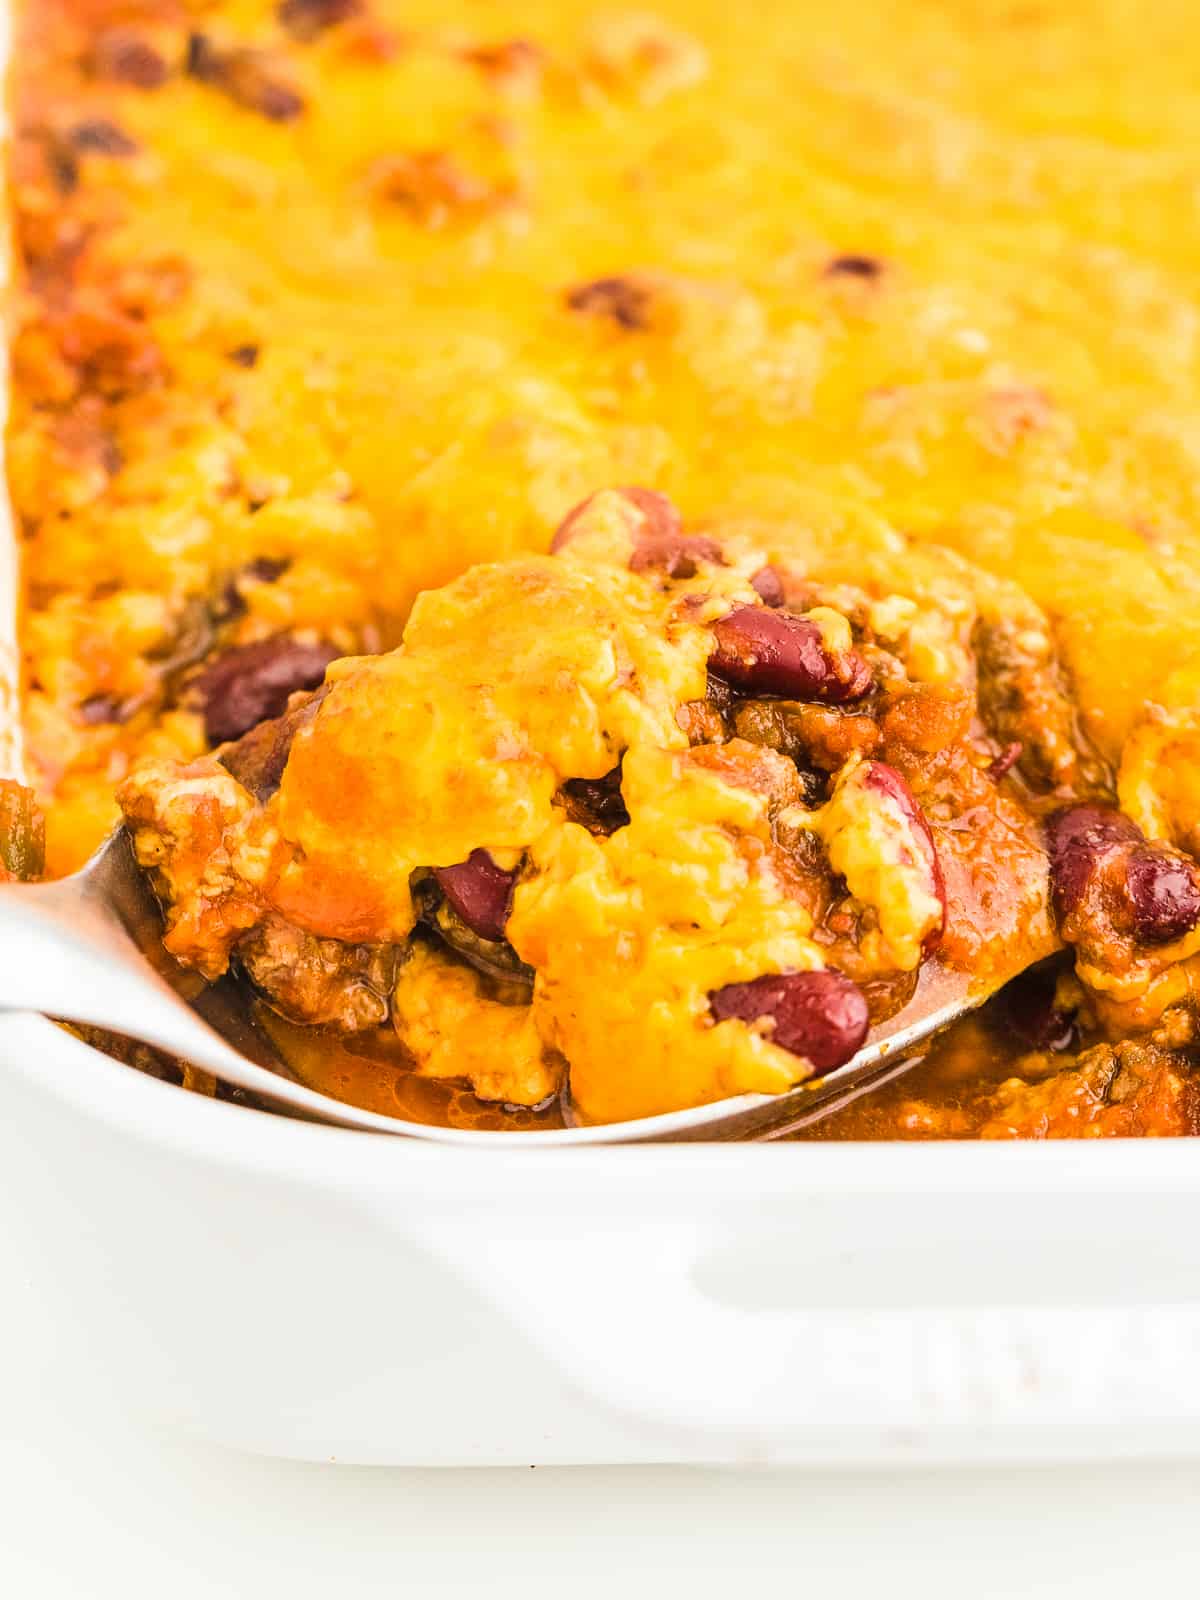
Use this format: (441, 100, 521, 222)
(119, 487, 1105, 1123)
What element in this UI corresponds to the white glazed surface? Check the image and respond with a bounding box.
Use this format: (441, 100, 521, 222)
(7, 1009, 1200, 1464)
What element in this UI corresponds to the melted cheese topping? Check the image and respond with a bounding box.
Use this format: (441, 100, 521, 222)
(392, 943, 558, 1106)
(270, 554, 711, 939)
(509, 743, 821, 1119)
(18, 0, 1200, 877)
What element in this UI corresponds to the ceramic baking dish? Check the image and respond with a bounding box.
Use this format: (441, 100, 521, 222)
(10, 1013, 1200, 1466)
(6, 9, 1200, 1470)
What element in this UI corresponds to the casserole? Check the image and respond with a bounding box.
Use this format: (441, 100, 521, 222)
(8, 576, 1200, 1460)
(16, 0, 1200, 1137)
(9, 0, 1200, 1465)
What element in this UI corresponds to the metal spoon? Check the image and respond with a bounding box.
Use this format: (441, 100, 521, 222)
(0, 827, 1022, 1143)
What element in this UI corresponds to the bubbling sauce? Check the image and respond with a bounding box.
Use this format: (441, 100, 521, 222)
(255, 1004, 566, 1133)
(253, 984, 1033, 1139)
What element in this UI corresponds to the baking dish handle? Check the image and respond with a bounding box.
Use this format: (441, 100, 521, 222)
(409, 1216, 1200, 1444)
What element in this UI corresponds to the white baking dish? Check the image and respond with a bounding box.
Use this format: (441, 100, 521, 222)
(7, 6, 1200, 1470)
(7, 1009, 1200, 1466)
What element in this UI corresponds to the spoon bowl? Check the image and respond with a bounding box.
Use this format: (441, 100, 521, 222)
(0, 827, 1010, 1143)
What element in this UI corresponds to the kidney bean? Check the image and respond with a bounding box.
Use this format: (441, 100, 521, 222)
(218, 684, 330, 801)
(552, 485, 679, 551)
(750, 566, 785, 607)
(411, 874, 532, 986)
(709, 970, 870, 1071)
(1044, 805, 1140, 920)
(434, 850, 517, 943)
(708, 604, 872, 703)
(193, 636, 338, 744)
(628, 529, 723, 579)
(860, 760, 947, 949)
(1126, 848, 1200, 946)
(996, 963, 1076, 1053)
(1045, 804, 1200, 948)
(551, 486, 719, 577)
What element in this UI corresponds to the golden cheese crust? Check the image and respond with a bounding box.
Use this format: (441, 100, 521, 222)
(17, 0, 1200, 886)
(17, 2, 1200, 1132)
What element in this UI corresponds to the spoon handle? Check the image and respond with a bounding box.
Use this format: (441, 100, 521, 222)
(0, 874, 421, 1135)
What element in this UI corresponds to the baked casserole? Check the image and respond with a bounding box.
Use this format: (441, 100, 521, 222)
(12, 0, 1200, 1134)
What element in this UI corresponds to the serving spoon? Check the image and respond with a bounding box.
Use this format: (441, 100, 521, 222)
(0, 827, 1016, 1143)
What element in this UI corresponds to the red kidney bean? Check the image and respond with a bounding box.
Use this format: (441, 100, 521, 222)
(860, 760, 947, 949)
(1045, 804, 1200, 946)
(218, 684, 330, 802)
(551, 486, 679, 552)
(551, 486, 720, 577)
(193, 637, 339, 744)
(710, 970, 870, 1070)
(708, 604, 872, 703)
(1044, 805, 1140, 920)
(628, 530, 723, 579)
(750, 566, 785, 607)
(618, 487, 679, 536)
(996, 963, 1076, 1053)
(1126, 848, 1200, 945)
(434, 850, 517, 943)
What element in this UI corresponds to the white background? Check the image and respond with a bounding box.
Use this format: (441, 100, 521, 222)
(5, 1217, 1200, 1600)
